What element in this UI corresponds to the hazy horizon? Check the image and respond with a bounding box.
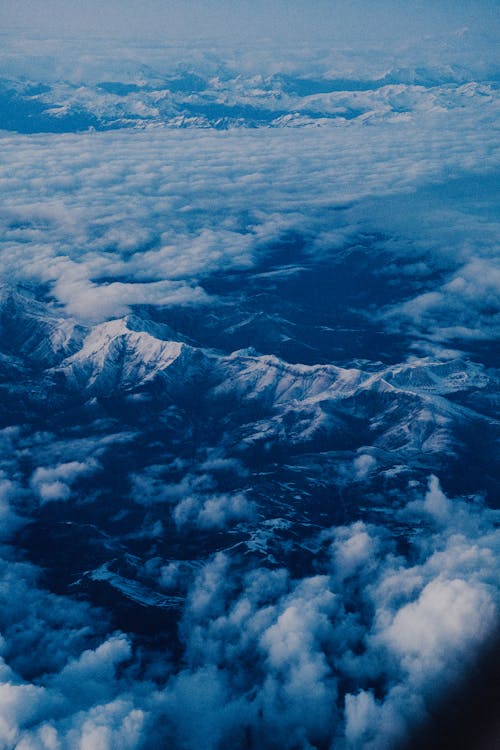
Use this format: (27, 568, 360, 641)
(2, 0, 499, 44)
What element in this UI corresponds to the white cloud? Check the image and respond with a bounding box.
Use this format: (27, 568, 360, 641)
(48, 636, 132, 706)
(345, 690, 379, 747)
(162, 478, 499, 749)
(0, 476, 495, 749)
(422, 474, 452, 521)
(384, 577, 495, 672)
(172, 489, 256, 530)
(196, 493, 257, 530)
(353, 453, 377, 480)
(31, 460, 99, 505)
(0, 68, 498, 333)
(331, 522, 380, 580)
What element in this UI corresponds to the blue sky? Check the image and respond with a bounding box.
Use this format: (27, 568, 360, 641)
(2, 0, 499, 42)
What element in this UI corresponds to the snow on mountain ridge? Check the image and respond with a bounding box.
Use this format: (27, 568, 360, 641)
(60, 317, 184, 394)
(0, 284, 85, 366)
(0, 287, 493, 459)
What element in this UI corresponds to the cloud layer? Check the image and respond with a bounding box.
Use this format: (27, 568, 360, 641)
(1, 72, 498, 352)
(0, 476, 497, 748)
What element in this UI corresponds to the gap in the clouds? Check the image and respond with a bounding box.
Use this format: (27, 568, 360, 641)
(433, 337, 500, 371)
(441, 420, 500, 505)
(0, 86, 103, 134)
(143, 232, 443, 368)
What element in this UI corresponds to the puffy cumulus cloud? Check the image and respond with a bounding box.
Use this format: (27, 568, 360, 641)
(421, 473, 451, 521)
(1, 639, 147, 750)
(45, 635, 132, 705)
(144, 477, 498, 750)
(165, 561, 340, 749)
(383, 577, 495, 673)
(353, 453, 377, 481)
(384, 256, 500, 346)
(0, 551, 151, 750)
(0, 679, 49, 750)
(17, 699, 146, 750)
(157, 665, 255, 750)
(30, 459, 100, 504)
(0, 558, 101, 679)
(173, 492, 257, 530)
(52, 273, 209, 324)
(156, 559, 198, 592)
(344, 690, 380, 747)
(129, 458, 255, 531)
(257, 577, 339, 746)
(329, 521, 382, 581)
(0, 526, 158, 749)
(129, 465, 215, 507)
(12, 428, 135, 470)
(0, 477, 496, 749)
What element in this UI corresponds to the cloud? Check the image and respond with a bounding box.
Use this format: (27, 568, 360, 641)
(384, 256, 500, 346)
(422, 473, 452, 521)
(353, 453, 377, 480)
(46, 635, 132, 706)
(130, 467, 215, 507)
(53, 274, 210, 324)
(383, 577, 495, 672)
(0, 473, 496, 749)
(31, 460, 99, 505)
(330, 521, 380, 580)
(340, 173, 500, 351)
(0, 544, 149, 750)
(0, 62, 498, 333)
(173, 492, 256, 530)
(156, 478, 499, 749)
(345, 690, 379, 747)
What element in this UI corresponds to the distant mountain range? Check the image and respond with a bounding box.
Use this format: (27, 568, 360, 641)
(1, 64, 498, 132)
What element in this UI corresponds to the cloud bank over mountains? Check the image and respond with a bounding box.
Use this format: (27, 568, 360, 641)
(1, 73, 499, 350)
